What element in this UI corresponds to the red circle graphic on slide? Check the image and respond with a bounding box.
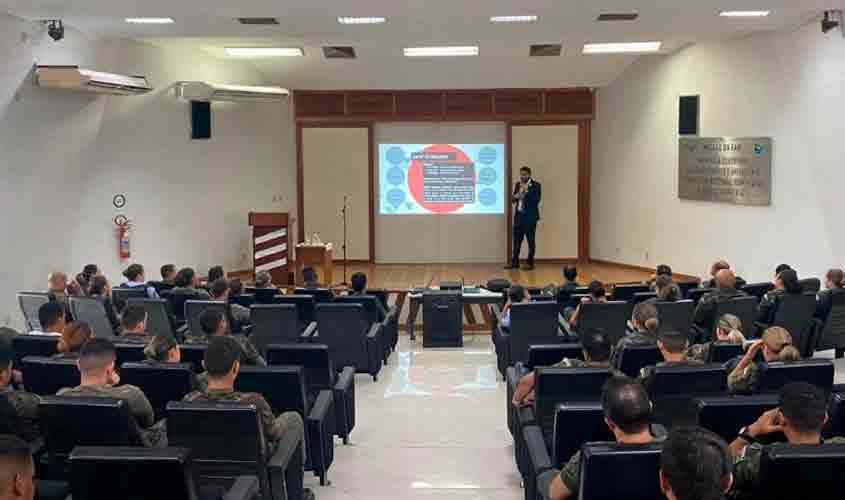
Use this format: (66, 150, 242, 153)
(407, 144, 473, 214)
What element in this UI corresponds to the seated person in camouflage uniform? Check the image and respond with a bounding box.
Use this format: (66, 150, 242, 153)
(690, 269, 747, 343)
(53, 321, 93, 360)
(728, 382, 845, 499)
(0, 435, 36, 500)
(209, 278, 251, 331)
(193, 309, 265, 390)
(0, 340, 39, 442)
(512, 328, 612, 407)
(646, 264, 673, 291)
(638, 330, 704, 391)
(565, 280, 607, 329)
(547, 376, 662, 500)
(755, 268, 803, 332)
(171, 267, 212, 300)
(701, 260, 747, 290)
(688, 314, 745, 362)
(726, 327, 800, 395)
(119, 305, 153, 343)
(649, 274, 682, 303)
(609, 302, 660, 368)
(660, 427, 734, 500)
(183, 336, 314, 500)
(57, 338, 166, 447)
(815, 268, 844, 319)
(143, 334, 200, 391)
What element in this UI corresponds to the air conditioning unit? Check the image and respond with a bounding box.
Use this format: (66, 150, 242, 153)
(34, 65, 153, 95)
(175, 81, 289, 102)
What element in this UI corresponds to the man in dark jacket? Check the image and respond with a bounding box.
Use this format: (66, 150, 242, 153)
(507, 166, 542, 270)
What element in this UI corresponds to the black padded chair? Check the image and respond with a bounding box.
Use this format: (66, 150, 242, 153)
(167, 401, 305, 500)
(185, 301, 227, 338)
(654, 300, 694, 334)
(688, 288, 711, 305)
(147, 280, 175, 296)
(266, 344, 356, 444)
(706, 342, 744, 363)
(823, 392, 845, 439)
(499, 302, 563, 368)
(275, 295, 317, 330)
(755, 444, 845, 500)
(713, 296, 758, 339)
(112, 287, 148, 313)
(179, 344, 208, 373)
(68, 446, 259, 500)
(17, 292, 50, 332)
(166, 289, 208, 328)
(230, 294, 256, 308)
(121, 362, 196, 421)
(295, 288, 334, 304)
(799, 277, 822, 294)
(532, 367, 612, 440)
(250, 304, 314, 357)
(758, 359, 834, 396)
(552, 402, 614, 468)
(677, 281, 700, 299)
(69, 297, 116, 338)
(127, 298, 177, 339)
(235, 366, 334, 485)
(334, 295, 392, 361)
(114, 343, 146, 367)
(314, 303, 382, 381)
(742, 281, 775, 301)
(577, 301, 629, 345)
(615, 344, 662, 378)
(695, 395, 780, 443)
(611, 284, 651, 303)
(632, 292, 657, 304)
(526, 344, 584, 369)
(578, 443, 663, 500)
(11, 334, 59, 364)
(817, 290, 845, 353)
(365, 289, 398, 351)
(648, 364, 727, 427)
(20, 356, 79, 396)
(769, 293, 817, 356)
(253, 288, 282, 305)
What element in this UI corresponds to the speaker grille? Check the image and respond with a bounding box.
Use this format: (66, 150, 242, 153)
(597, 13, 639, 21)
(323, 46, 357, 59)
(529, 44, 562, 57)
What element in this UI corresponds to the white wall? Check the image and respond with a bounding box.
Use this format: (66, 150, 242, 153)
(0, 14, 296, 328)
(591, 21, 845, 283)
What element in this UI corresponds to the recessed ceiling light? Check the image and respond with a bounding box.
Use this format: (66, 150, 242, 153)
(225, 47, 304, 57)
(404, 46, 479, 57)
(719, 11, 770, 17)
(490, 15, 538, 23)
(582, 42, 662, 54)
(338, 16, 386, 24)
(125, 18, 174, 24)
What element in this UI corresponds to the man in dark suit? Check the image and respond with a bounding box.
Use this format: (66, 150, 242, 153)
(507, 166, 542, 270)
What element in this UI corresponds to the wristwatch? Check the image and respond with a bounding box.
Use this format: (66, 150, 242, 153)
(737, 426, 756, 444)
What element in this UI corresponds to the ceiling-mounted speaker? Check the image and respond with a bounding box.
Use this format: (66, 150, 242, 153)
(679, 95, 699, 136)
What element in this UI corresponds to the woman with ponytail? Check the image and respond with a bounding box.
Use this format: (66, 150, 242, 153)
(54, 321, 93, 359)
(727, 326, 801, 395)
(610, 302, 660, 367)
(815, 268, 844, 320)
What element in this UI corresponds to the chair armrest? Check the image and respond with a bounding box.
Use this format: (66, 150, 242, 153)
(491, 304, 503, 322)
(367, 322, 381, 340)
(335, 366, 355, 393)
(387, 304, 398, 320)
(222, 476, 260, 500)
(308, 390, 334, 423)
(239, 325, 253, 336)
(517, 404, 537, 427)
(524, 425, 553, 475)
(301, 322, 318, 340)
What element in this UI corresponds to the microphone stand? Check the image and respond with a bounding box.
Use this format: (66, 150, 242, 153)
(340, 195, 349, 286)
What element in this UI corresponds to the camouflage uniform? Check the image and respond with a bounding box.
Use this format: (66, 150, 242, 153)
(638, 359, 705, 392)
(230, 304, 252, 329)
(726, 358, 764, 395)
(687, 342, 711, 362)
(57, 383, 166, 447)
(610, 331, 658, 368)
(182, 335, 266, 367)
(120, 332, 154, 344)
(755, 289, 784, 326)
(52, 352, 81, 360)
(0, 385, 40, 442)
(691, 288, 748, 342)
(549, 359, 609, 369)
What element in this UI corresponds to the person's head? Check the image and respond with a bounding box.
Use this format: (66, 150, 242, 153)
(519, 166, 531, 183)
(760, 327, 801, 363)
(0, 339, 14, 387)
(58, 321, 93, 353)
(47, 271, 68, 294)
(199, 308, 227, 337)
(778, 382, 828, 439)
(774, 264, 792, 278)
(657, 330, 688, 361)
(210, 278, 229, 300)
(631, 302, 659, 333)
(825, 269, 844, 290)
(562, 265, 577, 283)
(656, 264, 672, 278)
(714, 269, 737, 291)
(203, 336, 241, 383)
(160, 264, 176, 282)
(776, 268, 801, 294)
(144, 334, 180, 363)
(350, 272, 367, 293)
(655, 275, 681, 302)
(581, 328, 611, 364)
(255, 270, 272, 288)
(77, 338, 118, 384)
(120, 305, 147, 334)
(710, 260, 730, 277)
(588, 280, 606, 300)
(229, 278, 243, 296)
(601, 376, 652, 438)
(660, 427, 733, 500)
(38, 301, 65, 332)
(123, 263, 145, 283)
(0, 434, 35, 500)
(302, 267, 318, 286)
(87, 275, 110, 297)
(715, 314, 745, 343)
(508, 285, 529, 304)
(174, 267, 196, 288)
(81, 264, 99, 281)
(207, 266, 225, 284)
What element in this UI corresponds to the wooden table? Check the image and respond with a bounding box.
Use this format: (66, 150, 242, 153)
(295, 244, 334, 285)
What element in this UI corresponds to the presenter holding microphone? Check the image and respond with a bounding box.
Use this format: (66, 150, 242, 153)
(506, 166, 542, 270)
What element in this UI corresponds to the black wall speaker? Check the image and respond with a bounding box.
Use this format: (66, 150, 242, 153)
(679, 95, 699, 135)
(191, 101, 211, 140)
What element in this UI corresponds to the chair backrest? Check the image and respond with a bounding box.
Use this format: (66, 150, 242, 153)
(69, 297, 115, 338)
(534, 367, 611, 439)
(741, 281, 774, 301)
(114, 343, 147, 367)
(579, 443, 663, 500)
(17, 292, 50, 331)
(229, 294, 256, 308)
(654, 300, 694, 335)
(184, 300, 227, 338)
(706, 342, 744, 363)
(178, 344, 208, 373)
(275, 295, 317, 326)
(648, 364, 727, 427)
(146, 281, 175, 296)
(126, 298, 175, 338)
(616, 344, 662, 378)
(252, 288, 281, 304)
(266, 344, 335, 392)
(11, 334, 59, 364)
(508, 301, 562, 365)
(758, 359, 834, 396)
(632, 292, 657, 304)
(677, 281, 699, 299)
(121, 362, 196, 421)
(69, 446, 197, 500)
(552, 402, 613, 468)
(249, 304, 300, 357)
(818, 290, 845, 351)
(295, 287, 334, 304)
(771, 293, 817, 355)
(526, 344, 583, 369)
(235, 366, 308, 417)
(823, 392, 845, 439)
(798, 278, 822, 293)
(422, 291, 463, 347)
(756, 444, 845, 499)
(713, 295, 759, 340)
(611, 284, 651, 303)
(688, 288, 711, 305)
(20, 356, 80, 396)
(334, 295, 380, 325)
(112, 287, 148, 313)
(578, 301, 629, 345)
(365, 289, 390, 311)
(695, 395, 780, 443)
(166, 289, 206, 323)
(315, 303, 369, 370)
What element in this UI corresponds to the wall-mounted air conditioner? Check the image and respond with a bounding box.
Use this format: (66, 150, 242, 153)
(34, 65, 153, 95)
(175, 81, 289, 102)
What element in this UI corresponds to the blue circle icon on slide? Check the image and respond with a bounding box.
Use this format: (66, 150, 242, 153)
(387, 188, 406, 208)
(387, 167, 405, 186)
(479, 188, 497, 206)
(478, 146, 498, 165)
(386, 147, 406, 165)
(478, 167, 497, 185)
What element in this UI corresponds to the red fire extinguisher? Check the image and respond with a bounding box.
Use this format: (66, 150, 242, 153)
(115, 215, 131, 260)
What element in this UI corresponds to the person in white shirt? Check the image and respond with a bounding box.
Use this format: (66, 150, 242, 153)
(121, 264, 159, 299)
(29, 302, 65, 337)
(500, 285, 530, 329)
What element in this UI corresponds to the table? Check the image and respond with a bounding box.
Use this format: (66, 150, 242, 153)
(405, 288, 504, 340)
(295, 244, 334, 285)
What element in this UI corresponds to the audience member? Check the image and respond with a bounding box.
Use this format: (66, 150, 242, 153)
(500, 285, 530, 329)
(172, 268, 211, 299)
(210, 278, 250, 330)
(728, 382, 845, 499)
(195, 309, 264, 366)
(255, 270, 274, 289)
(726, 326, 800, 395)
(207, 265, 225, 284)
(610, 302, 660, 367)
(57, 338, 165, 447)
(74, 264, 100, 295)
(301, 267, 319, 288)
(701, 260, 746, 289)
(0, 396, 22, 440)
(143, 334, 180, 363)
(648, 264, 673, 290)
(0, 434, 35, 500)
(756, 268, 803, 329)
(46, 271, 79, 319)
(229, 278, 244, 297)
(660, 427, 733, 500)
(651, 274, 682, 302)
(639, 330, 703, 391)
(774, 263, 792, 277)
(548, 376, 660, 500)
(688, 313, 745, 362)
(816, 268, 844, 319)
(87, 275, 120, 331)
(31, 302, 64, 337)
(0, 340, 39, 442)
(120, 305, 151, 343)
(691, 269, 747, 342)
(120, 264, 159, 299)
(567, 280, 607, 329)
(512, 328, 612, 407)
(558, 265, 579, 294)
(349, 272, 389, 318)
(160, 264, 177, 283)
(54, 321, 93, 359)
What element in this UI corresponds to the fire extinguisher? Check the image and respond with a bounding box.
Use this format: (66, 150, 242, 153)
(115, 215, 131, 260)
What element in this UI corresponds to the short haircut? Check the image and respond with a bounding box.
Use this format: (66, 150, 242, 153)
(0, 338, 13, 369)
(0, 434, 33, 485)
(302, 267, 318, 284)
(661, 427, 732, 500)
(145, 334, 178, 362)
(588, 280, 606, 298)
(81, 264, 99, 279)
(508, 284, 526, 303)
(827, 268, 844, 288)
(38, 301, 64, 330)
(123, 263, 145, 282)
(199, 308, 225, 336)
(160, 264, 175, 280)
(778, 269, 802, 294)
(207, 266, 225, 283)
(229, 278, 243, 296)
(88, 275, 109, 296)
(120, 305, 147, 330)
(520, 166, 531, 174)
(350, 272, 367, 292)
(204, 336, 241, 377)
(78, 338, 116, 372)
(174, 267, 195, 287)
(656, 264, 672, 277)
(658, 330, 688, 354)
(255, 270, 272, 288)
(582, 328, 611, 362)
(601, 376, 652, 434)
(563, 265, 577, 282)
(210, 278, 229, 298)
(779, 382, 827, 434)
(775, 264, 792, 276)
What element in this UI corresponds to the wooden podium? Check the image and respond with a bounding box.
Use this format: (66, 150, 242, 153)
(295, 244, 334, 286)
(248, 212, 291, 285)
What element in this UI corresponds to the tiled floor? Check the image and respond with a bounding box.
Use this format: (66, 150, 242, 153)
(304, 335, 523, 500)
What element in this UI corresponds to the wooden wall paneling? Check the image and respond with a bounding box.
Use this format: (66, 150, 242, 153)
(368, 123, 375, 262)
(577, 120, 592, 262)
(395, 92, 443, 118)
(494, 91, 542, 115)
(546, 89, 595, 116)
(296, 124, 305, 244)
(295, 92, 346, 117)
(347, 92, 394, 115)
(445, 91, 495, 116)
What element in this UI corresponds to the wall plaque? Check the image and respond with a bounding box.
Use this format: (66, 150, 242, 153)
(678, 137, 771, 206)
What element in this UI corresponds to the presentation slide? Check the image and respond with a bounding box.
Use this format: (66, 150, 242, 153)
(378, 144, 505, 215)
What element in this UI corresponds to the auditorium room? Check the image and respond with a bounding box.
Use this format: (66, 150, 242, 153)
(2, 1, 845, 499)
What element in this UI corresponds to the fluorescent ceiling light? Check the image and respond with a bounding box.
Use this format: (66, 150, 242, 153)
(719, 11, 770, 17)
(225, 47, 304, 57)
(338, 16, 386, 24)
(583, 42, 662, 54)
(490, 15, 538, 23)
(404, 46, 479, 57)
(125, 17, 174, 24)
